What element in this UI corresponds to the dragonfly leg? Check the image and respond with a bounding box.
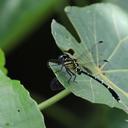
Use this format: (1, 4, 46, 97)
(55, 64, 64, 73)
(66, 68, 77, 83)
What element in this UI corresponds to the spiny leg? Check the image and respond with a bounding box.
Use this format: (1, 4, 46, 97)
(66, 68, 76, 83)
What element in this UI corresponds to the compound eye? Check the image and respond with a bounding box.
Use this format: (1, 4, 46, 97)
(58, 55, 64, 60)
(63, 54, 69, 59)
(58, 55, 65, 63)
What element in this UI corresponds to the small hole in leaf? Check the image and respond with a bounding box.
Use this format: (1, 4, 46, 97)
(5, 123, 10, 126)
(99, 40, 103, 43)
(17, 109, 20, 112)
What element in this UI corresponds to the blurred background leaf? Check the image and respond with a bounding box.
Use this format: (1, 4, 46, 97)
(0, 0, 63, 52)
(0, 49, 7, 74)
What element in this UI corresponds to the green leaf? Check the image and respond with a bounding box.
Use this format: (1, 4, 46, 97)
(0, 49, 7, 74)
(0, 0, 61, 51)
(0, 71, 45, 128)
(104, 0, 128, 13)
(50, 3, 128, 114)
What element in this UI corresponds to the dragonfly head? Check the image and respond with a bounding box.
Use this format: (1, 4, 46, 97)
(57, 53, 70, 65)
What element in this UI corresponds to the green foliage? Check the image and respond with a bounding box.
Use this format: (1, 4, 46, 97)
(0, 0, 61, 51)
(1, 0, 128, 127)
(0, 0, 66, 127)
(0, 72, 45, 128)
(104, 0, 128, 13)
(0, 0, 53, 126)
(0, 44, 46, 127)
(0, 50, 45, 127)
(50, 3, 128, 113)
(0, 49, 7, 74)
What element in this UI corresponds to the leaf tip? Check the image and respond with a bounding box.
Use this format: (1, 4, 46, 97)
(51, 19, 56, 25)
(51, 19, 57, 36)
(64, 6, 72, 13)
(51, 19, 58, 30)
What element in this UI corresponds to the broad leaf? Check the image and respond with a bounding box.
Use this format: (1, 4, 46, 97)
(104, 0, 128, 13)
(50, 3, 128, 114)
(0, 71, 45, 128)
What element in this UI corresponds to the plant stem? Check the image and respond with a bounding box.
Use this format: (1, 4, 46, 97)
(38, 89, 71, 110)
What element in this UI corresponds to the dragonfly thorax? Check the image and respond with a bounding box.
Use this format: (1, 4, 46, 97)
(58, 53, 82, 74)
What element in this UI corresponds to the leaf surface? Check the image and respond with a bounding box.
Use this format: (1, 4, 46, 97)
(50, 3, 128, 114)
(0, 71, 45, 128)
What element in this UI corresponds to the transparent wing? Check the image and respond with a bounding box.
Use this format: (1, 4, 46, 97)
(50, 77, 64, 91)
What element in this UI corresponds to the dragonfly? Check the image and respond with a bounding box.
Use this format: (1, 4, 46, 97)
(49, 41, 120, 102)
